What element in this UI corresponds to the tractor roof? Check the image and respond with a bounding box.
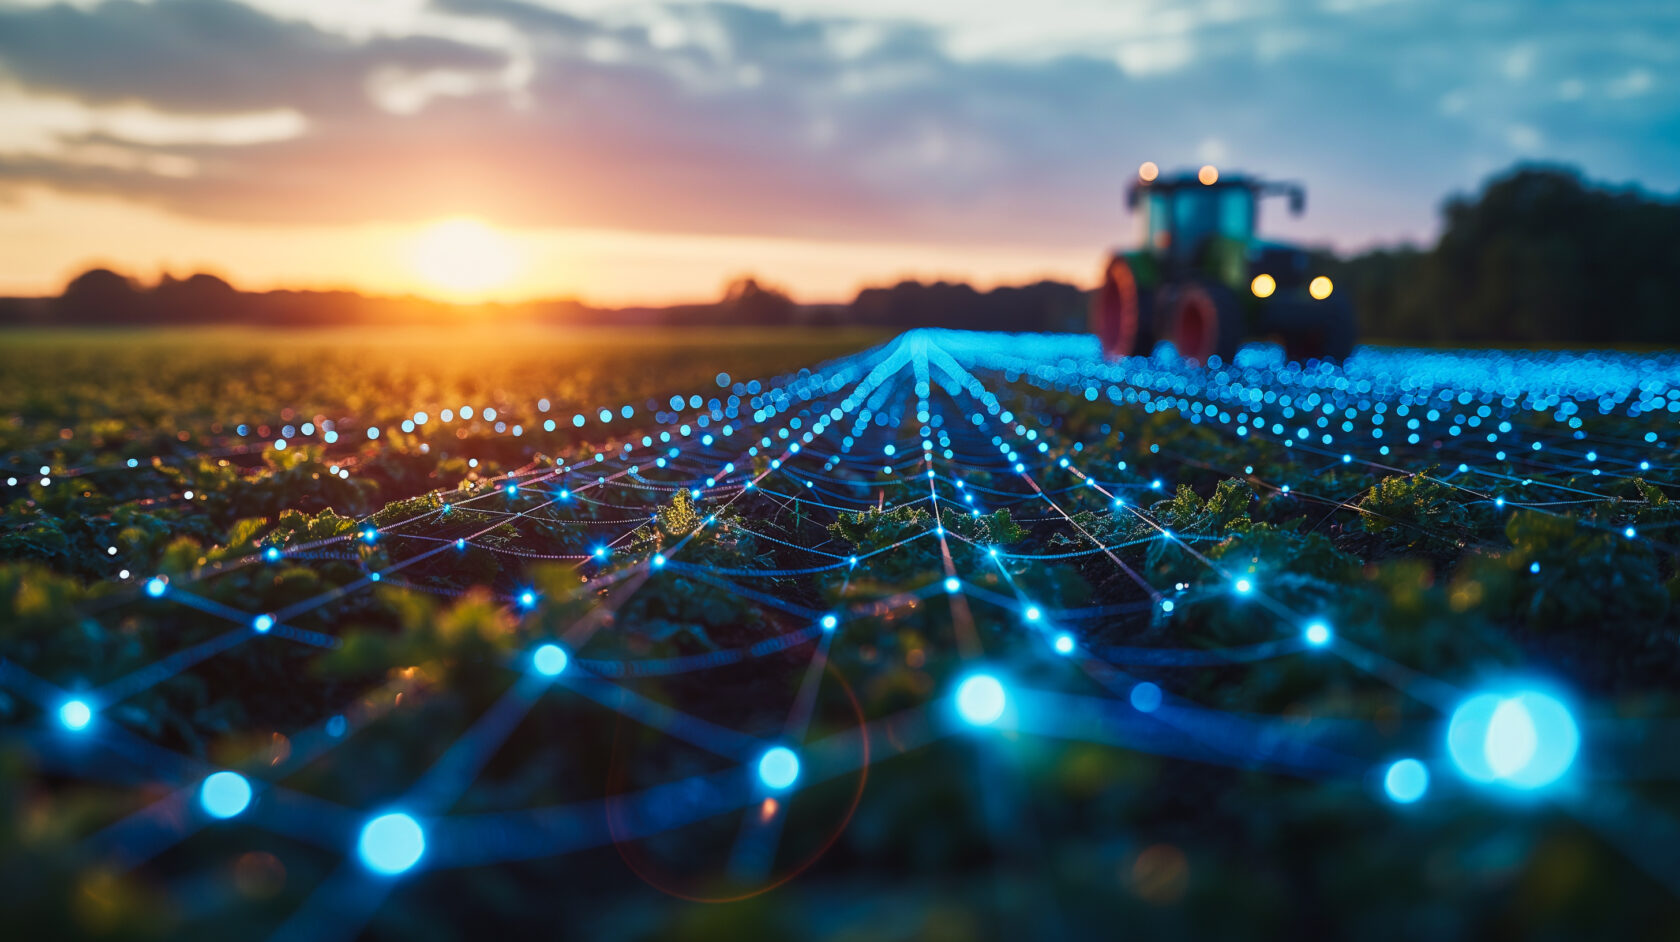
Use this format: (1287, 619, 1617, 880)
(1128, 167, 1306, 214)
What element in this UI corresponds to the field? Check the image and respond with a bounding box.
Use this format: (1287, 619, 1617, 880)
(5, 326, 1680, 940)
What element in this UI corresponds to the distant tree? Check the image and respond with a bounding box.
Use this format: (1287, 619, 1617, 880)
(54, 268, 141, 324)
(1336, 165, 1680, 345)
(721, 276, 796, 325)
(154, 272, 241, 324)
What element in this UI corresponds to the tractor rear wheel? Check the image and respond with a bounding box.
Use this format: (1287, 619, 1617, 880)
(1092, 255, 1152, 358)
(1157, 280, 1241, 365)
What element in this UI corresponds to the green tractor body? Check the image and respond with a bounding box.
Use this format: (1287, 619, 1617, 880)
(1092, 168, 1354, 364)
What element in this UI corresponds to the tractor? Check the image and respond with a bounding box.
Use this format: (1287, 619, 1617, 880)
(1091, 163, 1354, 364)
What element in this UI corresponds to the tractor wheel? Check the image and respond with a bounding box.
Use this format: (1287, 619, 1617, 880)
(1091, 255, 1152, 358)
(1157, 280, 1241, 365)
(1281, 296, 1356, 363)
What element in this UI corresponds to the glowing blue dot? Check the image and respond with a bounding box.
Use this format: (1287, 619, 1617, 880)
(1383, 759, 1429, 804)
(820, 614, 838, 631)
(367, 427, 379, 440)
(1529, 561, 1541, 574)
(1024, 605, 1041, 621)
(358, 812, 425, 875)
(1234, 578, 1253, 595)
(362, 528, 378, 544)
(955, 674, 1006, 726)
(505, 482, 518, 496)
(1130, 682, 1162, 713)
(1053, 633, 1075, 655)
(455, 538, 465, 550)
(1624, 526, 1636, 538)
(716, 372, 731, 387)
(145, 577, 166, 598)
(59, 699, 92, 731)
(518, 590, 536, 608)
(1160, 599, 1174, 613)
(1447, 690, 1579, 789)
(757, 746, 801, 790)
(533, 643, 568, 676)
(252, 614, 274, 633)
(652, 554, 666, 568)
(263, 547, 281, 562)
(200, 771, 253, 819)
(1304, 622, 1332, 647)
(944, 577, 961, 593)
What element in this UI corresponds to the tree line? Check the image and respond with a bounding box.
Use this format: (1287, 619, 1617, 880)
(3, 163, 1675, 346)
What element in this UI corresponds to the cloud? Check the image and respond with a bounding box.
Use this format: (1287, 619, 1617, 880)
(0, 0, 1676, 253)
(0, 0, 505, 113)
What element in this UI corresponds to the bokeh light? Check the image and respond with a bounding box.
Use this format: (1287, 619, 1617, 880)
(358, 812, 426, 875)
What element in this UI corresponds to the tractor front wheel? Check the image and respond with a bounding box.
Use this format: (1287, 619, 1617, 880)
(1156, 280, 1241, 365)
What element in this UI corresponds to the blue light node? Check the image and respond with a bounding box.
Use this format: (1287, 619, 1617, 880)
(1130, 682, 1163, 713)
(1053, 633, 1075, 655)
(955, 674, 1007, 726)
(252, 614, 274, 633)
(518, 590, 537, 608)
(59, 699, 93, 731)
(145, 577, 167, 598)
(263, 547, 281, 562)
(944, 577, 961, 593)
(1529, 561, 1541, 574)
(820, 614, 838, 631)
(200, 771, 253, 819)
(757, 746, 801, 790)
(359, 812, 426, 875)
(1624, 526, 1636, 538)
(533, 643, 568, 676)
(1304, 622, 1332, 647)
(1161, 599, 1175, 613)
(1384, 759, 1429, 804)
(505, 482, 518, 496)
(1447, 689, 1579, 789)
(652, 553, 667, 568)
(1024, 605, 1042, 622)
(1234, 577, 1254, 595)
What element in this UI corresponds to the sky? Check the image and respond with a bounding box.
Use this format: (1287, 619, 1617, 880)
(0, 0, 1676, 305)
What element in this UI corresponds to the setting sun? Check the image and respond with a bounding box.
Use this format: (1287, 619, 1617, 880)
(408, 218, 521, 297)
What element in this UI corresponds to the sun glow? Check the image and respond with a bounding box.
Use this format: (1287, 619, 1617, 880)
(408, 218, 521, 298)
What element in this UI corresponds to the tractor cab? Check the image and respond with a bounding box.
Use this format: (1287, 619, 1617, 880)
(1093, 163, 1352, 364)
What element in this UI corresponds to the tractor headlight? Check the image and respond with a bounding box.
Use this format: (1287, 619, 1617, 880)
(1250, 273, 1276, 299)
(1309, 276, 1334, 300)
